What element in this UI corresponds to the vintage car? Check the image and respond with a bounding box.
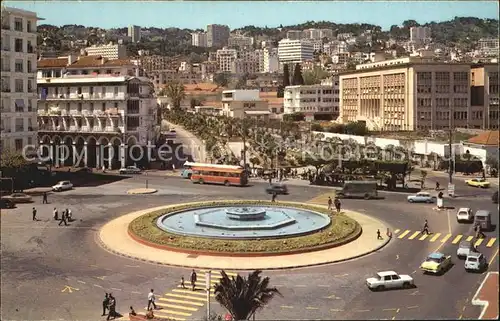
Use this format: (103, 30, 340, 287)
(465, 252, 488, 272)
(3, 193, 32, 203)
(119, 166, 142, 175)
(52, 181, 73, 192)
(420, 252, 452, 274)
(465, 178, 490, 188)
(456, 240, 475, 258)
(365, 271, 414, 291)
(407, 192, 436, 203)
(456, 207, 474, 223)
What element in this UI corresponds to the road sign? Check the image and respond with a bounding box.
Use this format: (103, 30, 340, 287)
(448, 184, 455, 197)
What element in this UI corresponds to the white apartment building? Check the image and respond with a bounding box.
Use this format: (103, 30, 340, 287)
(262, 48, 279, 73)
(36, 55, 157, 169)
(332, 52, 350, 65)
(84, 43, 127, 60)
(216, 47, 238, 72)
(303, 28, 333, 40)
(191, 32, 208, 47)
(221, 89, 270, 119)
(1, 6, 40, 153)
(228, 35, 254, 49)
(409, 26, 431, 43)
(478, 38, 499, 57)
(286, 30, 303, 40)
(323, 40, 348, 55)
(277, 39, 314, 64)
(284, 77, 340, 120)
(128, 25, 141, 43)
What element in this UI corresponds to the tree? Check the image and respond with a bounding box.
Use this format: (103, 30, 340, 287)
(214, 270, 281, 321)
(302, 66, 330, 85)
(214, 73, 230, 88)
(163, 82, 186, 111)
(282, 64, 290, 87)
(344, 121, 368, 136)
(292, 63, 304, 85)
(0, 149, 30, 169)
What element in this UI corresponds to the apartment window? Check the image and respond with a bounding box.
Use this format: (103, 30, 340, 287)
(14, 18, 23, 32)
(27, 20, 32, 33)
(77, 103, 82, 112)
(66, 87, 70, 96)
(106, 69, 112, 74)
(114, 102, 118, 109)
(28, 118, 33, 131)
(55, 87, 59, 95)
(453, 72, 468, 82)
(27, 80, 33, 92)
(89, 103, 94, 112)
(66, 103, 70, 112)
(435, 72, 450, 81)
(15, 99, 24, 112)
(15, 118, 24, 132)
(89, 86, 94, 96)
(101, 102, 106, 111)
(27, 40, 33, 53)
(88, 118, 94, 128)
(27, 60, 32, 73)
(77, 87, 82, 95)
(14, 38, 23, 52)
(14, 60, 23, 72)
(114, 87, 119, 95)
(15, 139, 23, 151)
(27, 137, 32, 145)
(101, 87, 106, 95)
(27, 100, 32, 112)
(14, 79, 23, 92)
(76, 119, 82, 128)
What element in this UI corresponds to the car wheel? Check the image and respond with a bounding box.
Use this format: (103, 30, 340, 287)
(224, 180, 230, 187)
(376, 285, 385, 291)
(198, 179, 204, 184)
(408, 199, 414, 203)
(402, 282, 411, 289)
(363, 193, 370, 200)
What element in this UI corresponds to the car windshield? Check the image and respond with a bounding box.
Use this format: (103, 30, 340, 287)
(467, 257, 478, 262)
(458, 211, 468, 215)
(12, 193, 24, 197)
(459, 242, 471, 248)
(427, 257, 442, 263)
(417, 193, 429, 197)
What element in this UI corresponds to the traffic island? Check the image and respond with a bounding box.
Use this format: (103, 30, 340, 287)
(98, 201, 392, 269)
(126, 188, 158, 195)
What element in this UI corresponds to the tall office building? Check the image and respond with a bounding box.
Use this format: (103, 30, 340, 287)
(409, 26, 431, 43)
(206, 24, 230, 47)
(1, 6, 40, 152)
(128, 25, 141, 43)
(191, 32, 208, 47)
(84, 43, 127, 60)
(277, 39, 314, 64)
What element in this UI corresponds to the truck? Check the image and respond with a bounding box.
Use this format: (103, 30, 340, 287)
(336, 180, 378, 200)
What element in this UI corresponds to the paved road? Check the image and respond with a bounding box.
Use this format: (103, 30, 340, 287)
(1, 175, 497, 321)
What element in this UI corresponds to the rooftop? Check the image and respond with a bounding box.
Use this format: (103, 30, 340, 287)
(466, 131, 499, 146)
(37, 55, 135, 70)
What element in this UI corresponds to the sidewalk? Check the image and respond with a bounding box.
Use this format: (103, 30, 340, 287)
(98, 202, 392, 270)
(472, 272, 499, 319)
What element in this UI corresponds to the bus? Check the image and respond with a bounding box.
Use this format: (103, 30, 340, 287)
(190, 166, 248, 186)
(180, 162, 243, 179)
(336, 180, 378, 199)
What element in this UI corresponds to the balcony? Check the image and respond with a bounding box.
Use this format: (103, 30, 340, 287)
(38, 110, 48, 116)
(105, 127, 119, 133)
(1, 24, 10, 30)
(1, 87, 11, 93)
(1, 66, 11, 72)
(70, 110, 83, 116)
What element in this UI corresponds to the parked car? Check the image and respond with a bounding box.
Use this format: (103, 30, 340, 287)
(119, 166, 142, 175)
(3, 193, 32, 203)
(492, 191, 498, 204)
(456, 240, 474, 259)
(265, 183, 288, 195)
(52, 181, 73, 192)
(465, 178, 490, 188)
(465, 252, 488, 272)
(365, 271, 414, 291)
(407, 192, 436, 203)
(420, 252, 452, 275)
(456, 207, 474, 223)
(0, 198, 15, 208)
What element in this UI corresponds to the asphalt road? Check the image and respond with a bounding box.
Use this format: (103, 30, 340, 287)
(0, 174, 497, 321)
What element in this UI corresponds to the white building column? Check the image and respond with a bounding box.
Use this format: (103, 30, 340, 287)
(83, 142, 88, 167)
(96, 143, 101, 169)
(72, 143, 78, 167)
(59, 144, 65, 167)
(108, 143, 113, 169)
(49, 141, 54, 166)
(120, 144, 126, 169)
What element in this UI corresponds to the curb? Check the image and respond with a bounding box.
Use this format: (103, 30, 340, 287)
(126, 188, 158, 195)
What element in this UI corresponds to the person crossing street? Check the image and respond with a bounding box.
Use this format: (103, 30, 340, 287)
(190, 269, 197, 291)
(58, 211, 68, 226)
(334, 198, 341, 213)
(147, 289, 157, 310)
(421, 219, 430, 235)
(32, 207, 37, 221)
(327, 197, 332, 210)
(102, 293, 109, 316)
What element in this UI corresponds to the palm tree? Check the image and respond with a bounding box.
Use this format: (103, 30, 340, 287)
(163, 82, 186, 111)
(214, 270, 282, 321)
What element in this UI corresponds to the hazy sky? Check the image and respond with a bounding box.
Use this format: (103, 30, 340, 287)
(4, 1, 499, 30)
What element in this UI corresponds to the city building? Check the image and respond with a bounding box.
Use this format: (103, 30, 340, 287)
(140, 55, 180, 73)
(36, 54, 156, 169)
(323, 40, 348, 55)
(339, 57, 477, 131)
(277, 39, 314, 64)
(221, 89, 270, 119)
(262, 48, 279, 73)
(191, 32, 208, 47)
(477, 38, 499, 57)
(470, 63, 499, 129)
(283, 77, 340, 120)
(206, 24, 230, 47)
(150, 69, 202, 90)
(216, 47, 238, 72)
(1, 6, 40, 152)
(128, 25, 141, 43)
(228, 35, 254, 49)
(286, 30, 303, 40)
(84, 43, 127, 60)
(303, 28, 333, 40)
(409, 26, 431, 44)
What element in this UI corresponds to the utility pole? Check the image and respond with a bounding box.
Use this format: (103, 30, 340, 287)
(206, 270, 211, 320)
(448, 129, 453, 183)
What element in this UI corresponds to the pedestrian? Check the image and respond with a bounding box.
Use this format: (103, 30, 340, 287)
(147, 289, 157, 310)
(180, 276, 186, 289)
(190, 269, 197, 291)
(58, 211, 68, 226)
(435, 182, 440, 191)
(327, 197, 332, 210)
(107, 294, 116, 320)
(32, 207, 37, 221)
(129, 306, 137, 317)
(334, 198, 341, 213)
(421, 219, 430, 235)
(66, 208, 72, 221)
(377, 229, 382, 240)
(42, 192, 48, 204)
(53, 208, 59, 220)
(102, 293, 109, 316)
(271, 193, 277, 202)
(475, 224, 485, 239)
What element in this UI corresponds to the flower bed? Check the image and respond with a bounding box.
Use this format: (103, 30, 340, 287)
(128, 200, 361, 255)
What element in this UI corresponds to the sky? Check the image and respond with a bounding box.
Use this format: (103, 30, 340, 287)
(3, 1, 499, 30)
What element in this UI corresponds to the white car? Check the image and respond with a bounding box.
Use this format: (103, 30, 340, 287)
(407, 192, 436, 203)
(119, 166, 142, 174)
(456, 207, 473, 223)
(465, 252, 488, 272)
(52, 181, 73, 192)
(366, 271, 414, 291)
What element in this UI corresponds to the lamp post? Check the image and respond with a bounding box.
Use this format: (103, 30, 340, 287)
(205, 270, 211, 320)
(448, 129, 453, 184)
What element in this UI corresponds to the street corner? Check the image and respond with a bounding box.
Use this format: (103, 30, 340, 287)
(472, 271, 499, 320)
(126, 188, 158, 195)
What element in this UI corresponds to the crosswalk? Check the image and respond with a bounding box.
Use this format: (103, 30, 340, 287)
(393, 229, 497, 248)
(138, 269, 237, 321)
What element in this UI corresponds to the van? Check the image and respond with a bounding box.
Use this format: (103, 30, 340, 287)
(474, 210, 492, 231)
(337, 181, 378, 200)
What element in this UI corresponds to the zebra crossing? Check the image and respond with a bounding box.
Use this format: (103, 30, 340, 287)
(393, 228, 497, 248)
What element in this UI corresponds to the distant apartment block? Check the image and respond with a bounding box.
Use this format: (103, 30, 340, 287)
(150, 70, 202, 90)
(262, 48, 279, 73)
(470, 64, 499, 129)
(478, 38, 499, 58)
(206, 24, 230, 47)
(323, 40, 348, 55)
(286, 30, 303, 40)
(140, 55, 179, 73)
(303, 28, 333, 40)
(277, 39, 314, 64)
(128, 25, 141, 43)
(191, 32, 208, 47)
(221, 89, 270, 120)
(228, 35, 254, 49)
(1, 6, 40, 152)
(84, 43, 127, 60)
(216, 47, 238, 72)
(410, 26, 431, 43)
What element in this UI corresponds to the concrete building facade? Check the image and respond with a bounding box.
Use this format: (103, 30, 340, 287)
(221, 89, 270, 119)
(191, 32, 208, 47)
(470, 64, 499, 129)
(477, 38, 499, 57)
(277, 39, 314, 64)
(1, 6, 40, 152)
(84, 43, 127, 60)
(410, 26, 431, 43)
(128, 25, 141, 43)
(206, 24, 230, 47)
(216, 47, 238, 72)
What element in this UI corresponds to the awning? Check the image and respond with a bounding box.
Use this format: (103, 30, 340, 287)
(15, 99, 25, 109)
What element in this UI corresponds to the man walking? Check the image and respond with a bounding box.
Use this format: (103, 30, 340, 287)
(334, 198, 341, 213)
(107, 294, 116, 320)
(377, 229, 382, 240)
(327, 197, 332, 210)
(180, 276, 186, 289)
(53, 208, 59, 220)
(42, 192, 48, 204)
(271, 192, 277, 202)
(421, 219, 430, 235)
(58, 211, 68, 226)
(190, 269, 197, 291)
(32, 207, 37, 221)
(147, 289, 157, 310)
(102, 293, 109, 316)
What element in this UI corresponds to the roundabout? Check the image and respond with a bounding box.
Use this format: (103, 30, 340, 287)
(100, 200, 389, 269)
